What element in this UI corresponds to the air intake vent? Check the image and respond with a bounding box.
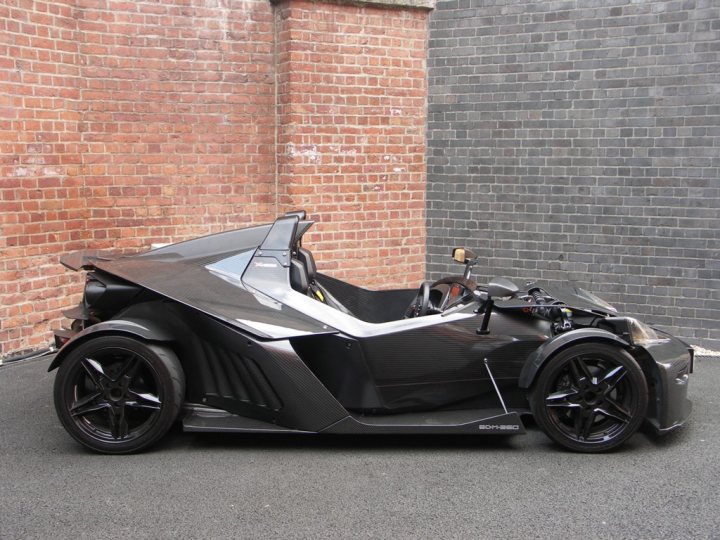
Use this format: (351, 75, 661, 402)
(199, 340, 283, 414)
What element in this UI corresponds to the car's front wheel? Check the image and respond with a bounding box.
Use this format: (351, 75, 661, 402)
(530, 343, 648, 453)
(54, 335, 184, 454)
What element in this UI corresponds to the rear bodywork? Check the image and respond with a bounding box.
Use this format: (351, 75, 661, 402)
(50, 213, 693, 438)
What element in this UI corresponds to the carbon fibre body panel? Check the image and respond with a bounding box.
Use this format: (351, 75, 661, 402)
(135, 302, 350, 432)
(517, 328, 632, 389)
(640, 332, 693, 433)
(47, 316, 176, 371)
(92, 253, 335, 340)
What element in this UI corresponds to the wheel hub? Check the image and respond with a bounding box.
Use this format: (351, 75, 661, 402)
(582, 388, 602, 406)
(108, 387, 125, 401)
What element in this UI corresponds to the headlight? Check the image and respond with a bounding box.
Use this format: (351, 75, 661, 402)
(627, 317, 667, 346)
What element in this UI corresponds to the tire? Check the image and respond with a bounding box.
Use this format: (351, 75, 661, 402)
(530, 343, 648, 453)
(54, 335, 185, 454)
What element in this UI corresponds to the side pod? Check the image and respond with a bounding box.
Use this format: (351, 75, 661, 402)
(517, 328, 631, 389)
(47, 318, 175, 372)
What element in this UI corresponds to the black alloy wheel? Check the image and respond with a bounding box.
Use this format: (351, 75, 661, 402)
(530, 343, 648, 453)
(54, 335, 184, 454)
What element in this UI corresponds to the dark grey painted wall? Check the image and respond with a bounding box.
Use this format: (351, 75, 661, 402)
(426, 0, 720, 347)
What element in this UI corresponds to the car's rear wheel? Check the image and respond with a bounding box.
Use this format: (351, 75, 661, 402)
(54, 335, 184, 454)
(530, 343, 648, 453)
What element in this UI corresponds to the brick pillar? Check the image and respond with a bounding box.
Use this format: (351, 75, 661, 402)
(274, 0, 432, 289)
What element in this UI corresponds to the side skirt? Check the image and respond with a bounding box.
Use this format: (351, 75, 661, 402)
(182, 404, 526, 435)
(322, 409, 526, 435)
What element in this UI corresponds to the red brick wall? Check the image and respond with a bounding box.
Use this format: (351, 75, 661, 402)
(1, 0, 84, 355)
(275, 0, 427, 288)
(74, 0, 277, 243)
(1, 0, 428, 359)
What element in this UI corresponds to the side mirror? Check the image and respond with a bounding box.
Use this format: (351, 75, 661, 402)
(452, 247, 477, 264)
(477, 277, 520, 335)
(487, 277, 519, 299)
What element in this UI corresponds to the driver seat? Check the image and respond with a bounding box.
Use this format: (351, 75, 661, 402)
(289, 259, 310, 295)
(297, 248, 325, 303)
(295, 248, 354, 316)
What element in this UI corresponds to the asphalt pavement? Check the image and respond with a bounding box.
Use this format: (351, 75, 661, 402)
(1, 355, 719, 539)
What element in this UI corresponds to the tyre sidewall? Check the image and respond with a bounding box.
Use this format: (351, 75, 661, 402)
(54, 335, 184, 454)
(530, 342, 648, 453)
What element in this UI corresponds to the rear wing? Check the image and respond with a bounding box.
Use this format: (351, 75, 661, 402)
(60, 250, 120, 271)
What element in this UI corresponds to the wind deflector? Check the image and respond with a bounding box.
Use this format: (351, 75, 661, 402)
(284, 209, 306, 220)
(260, 215, 299, 251)
(295, 221, 314, 242)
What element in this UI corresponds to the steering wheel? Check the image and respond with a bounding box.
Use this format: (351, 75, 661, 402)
(405, 281, 431, 318)
(433, 276, 477, 312)
(406, 277, 477, 318)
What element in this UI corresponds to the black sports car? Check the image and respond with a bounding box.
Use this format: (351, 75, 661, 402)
(49, 211, 693, 453)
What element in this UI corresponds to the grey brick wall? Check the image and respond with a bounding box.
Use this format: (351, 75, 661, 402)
(427, 0, 720, 348)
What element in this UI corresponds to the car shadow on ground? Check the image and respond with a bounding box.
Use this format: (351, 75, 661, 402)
(156, 422, 530, 454)
(148, 414, 691, 456)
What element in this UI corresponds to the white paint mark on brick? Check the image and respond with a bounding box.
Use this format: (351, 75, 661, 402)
(286, 143, 320, 163)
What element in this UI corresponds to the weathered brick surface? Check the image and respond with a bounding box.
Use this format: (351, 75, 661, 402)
(427, 0, 720, 347)
(0, 0, 427, 358)
(1, 0, 86, 355)
(72, 0, 278, 243)
(276, 0, 427, 288)
(1, 0, 276, 358)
